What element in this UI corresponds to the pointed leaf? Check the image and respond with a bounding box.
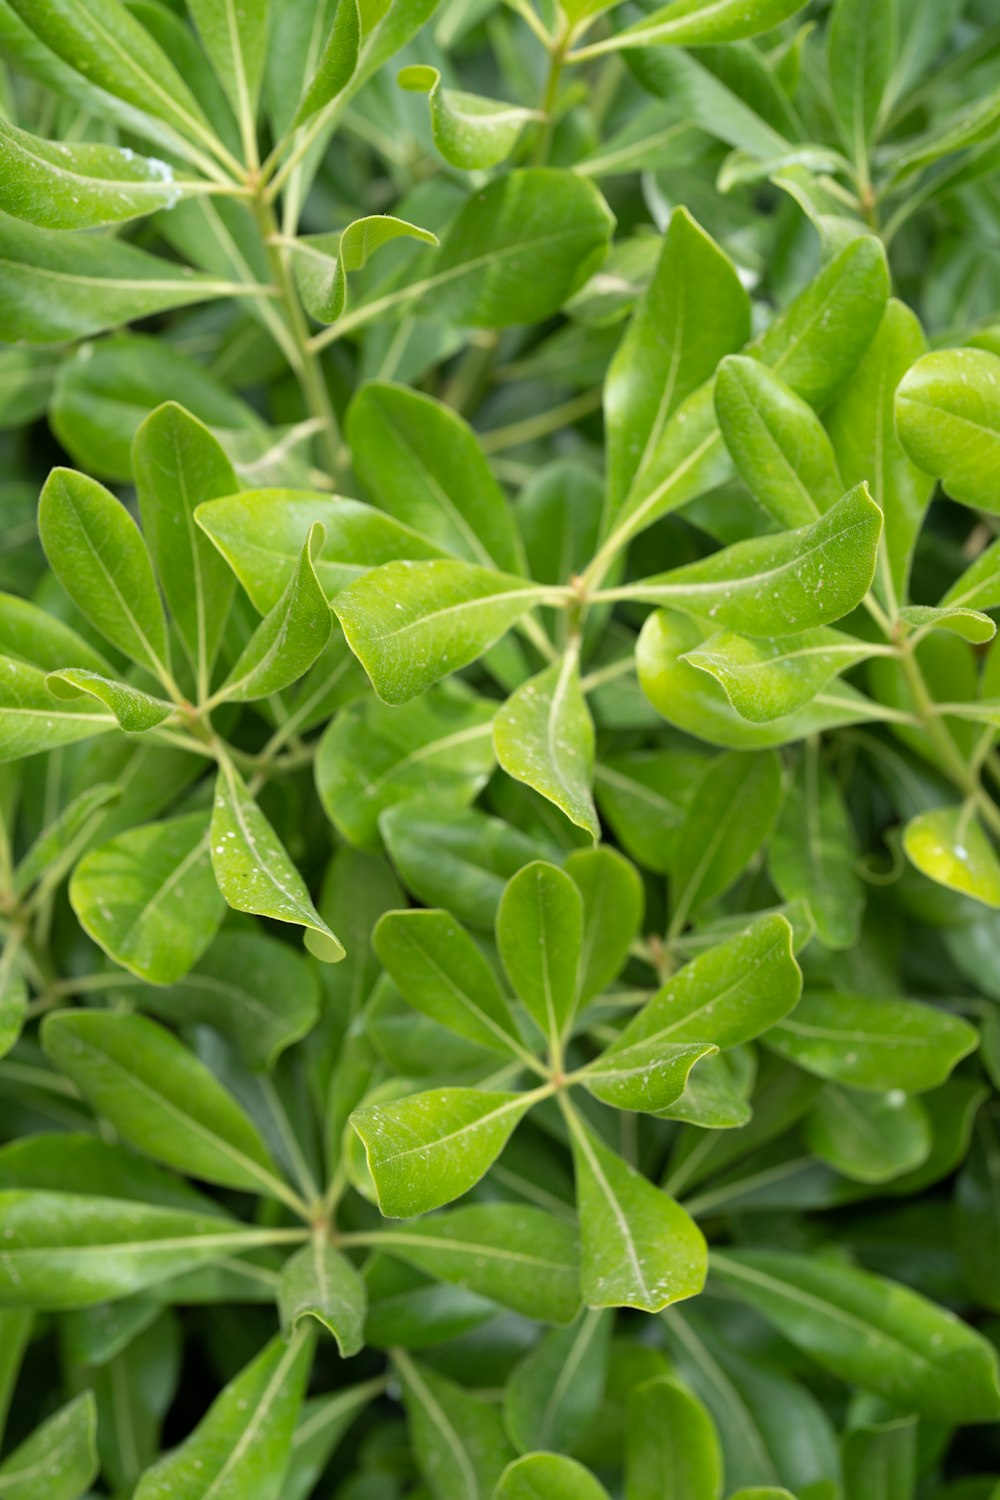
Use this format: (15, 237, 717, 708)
(292, 216, 438, 323)
(494, 655, 599, 841)
(398, 65, 537, 170)
(279, 1241, 366, 1357)
(577, 0, 807, 56)
(295, 0, 360, 123)
(0, 1393, 97, 1500)
(216, 523, 331, 702)
(684, 628, 877, 725)
(187, 0, 269, 123)
(581, 1038, 717, 1114)
(899, 604, 996, 644)
(46, 668, 173, 733)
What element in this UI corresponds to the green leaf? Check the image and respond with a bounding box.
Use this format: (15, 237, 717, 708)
(504, 1311, 610, 1453)
(670, 752, 784, 923)
(903, 805, 1000, 908)
(565, 845, 644, 1001)
(0, 1191, 283, 1308)
(397, 65, 537, 170)
(899, 604, 996, 644)
(215, 523, 331, 702)
(0, 214, 241, 344)
(711, 1249, 1000, 1422)
(187, 0, 269, 128)
(134, 403, 239, 684)
(46, 668, 174, 734)
(769, 748, 864, 948)
(294, 0, 360, 125)
(210, 760, 344, 961)
(494, 654, 599, 841)
(142, 930, 320, 1071)
(896, 348, 1000, 515)
(576, 0, 806, 57)
(496, 1453, 611, 1500)
(333, 560, 552, 706)
(566, 1108, 706, 1312)
(12, 782, 116, 896)
(278, 1241, 366, 1357)
(375, 1203, 581, 1324)
(613, 484, 883, 637)
(315, 686, 495, 850)
(827, 300, 933, 603)
(656, 1052, 752, 1129)
(714, 356, 843, 528)
(397, 1352, 514, 1500)
(351, 1087, 537, 1217)
(957, 1106, 1000, 1310)
(765, 990, 978, 1091)
(805, 1086, 931, 1184)
(826, 0, 896, 161)
(0, 590, 111, 675)
(134, 1331, 313, 1500)
(497, 861, 584, 1045)
(292, 216, 437, 324)
(684, 628, 877, 725)
(414, 169, 614, 329)
(625, 1376, 722, 1500)
(0, 1393, 97, 1500)
(609, 914, 801, 1053)
(841, 1418, 916, 1500)
(69, 812, 223, 983)
(594, 749, 706, 875)
(197, 490, 445, 614)
(0, 654, 116, 762)
(0, 118, 193, 230)
(41, 1010, 291, 1200)
(38, 467, 170, 678)
(605, 206, 749, 524)
(347, 382, 523, 573)
(374, 908, 523, 1056)
(580, 1038, 717, 1114)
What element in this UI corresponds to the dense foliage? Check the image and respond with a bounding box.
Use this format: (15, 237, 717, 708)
(2, 0, 1000, 1494)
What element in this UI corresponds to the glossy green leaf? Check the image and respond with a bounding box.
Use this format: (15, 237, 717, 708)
(333, 560, 552, 705)
(351, 1087, 537, 1217)
(712, 1249, 1000, 1422)
(565, 845, 644, 1001)
(210, 760, 344, 961)
(398, 65, 537, 169)
(769, 748, 864, 948)
(714, 356, 843, 527)
(684, 627, 877, 725)
(605, 206, 749, 522)
(827, 0, 896, 159)
(656, 1051, 752, 1129)
(397, 1352, 513, 1500)
(374, 908, 522, 1055)
(187, 0, 268, 127)
(279, 1241, 366, 1356)
(375, 1203, 580, 1324)
(38, 467, 170, 678)
(805, 1085, 931, 1184)
(494, 654, 599, 841)
(134, 1331, 313, 1500)
(497, 861, 583, 1045)
(576, 0, 807, 57)
(292, 216, 437, 324)
(594, 749, 706, 874)
(625, 1375, 722, 1500)
(0, 654, 117, 762)
(899, 604, 996, 644)
(46, 668, 173, 733)
(216, 523, 331, 702)
(765, 990, 978, 1091)
(566, 1108, 706, 1312)
(133, 402, 239, 683)
(294, 0, 360, 124)
(0, 1393, 97, 1500)
(41, 1010, 290, 1199)
(504, 1311, 610, 1453)
(670, 752, 783, 923)
(896, 348, 1000, 515)
(315, 686, 495, 850)
(0, 590, 111, 675)
(903, 805, 1000, 908)
(496, 1453, 611, 1500)
(581, 1037, 717, 1114)
(70, 812, 223, 983)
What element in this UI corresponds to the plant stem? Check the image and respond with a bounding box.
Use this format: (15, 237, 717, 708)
(898, 645, 1000, 838)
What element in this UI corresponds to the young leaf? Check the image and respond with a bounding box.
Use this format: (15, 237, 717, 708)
(497, 861, 584, 1045)
(333, 560, 553, 705)
(347, 382, 524, 574)
(69, 811, 224, 983)
(215, 524, 331, 702)
(351, 1087, 538, 1217)
(398, 65, 537, 170)
(375, 1203, 581, 1324)
(278, 1241, 366, 1357)
(670, 751, 783, 923)
(899, 604, 996, 644)
(683, 628, 878, 725)
(210, 760, 345, 962)
(711, 1250, 1000, 1422)
(374, 908, 523, 1056)
(566, 1108, 707, 1312)
(896, 347, 1000, 515)
(41, 1010, 290, 1199)
(714, 356, 843, 528)
(769, 748, 864, 948)
(765, 991, 978, 1091)
(315, 686, 495, 850)
(496, 1453, 612, 1500)
(134, 1331, 313, 1500)
(494, 653, 599, 841)
(292, 217, 438, 323)
(625, 1376, 722, 1500)
(294, 0, 360, 124)
(605, 205, 750, 524)
(397, 1352, 514, 1500)
(504, 1311, 611, 1454)
(133, 403, 239, 685)
(46, 668, 174, 734)
(0, 1392, 98, 1500)
(581, 1038, 718, 1115)
(38, 467, 171, 679)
